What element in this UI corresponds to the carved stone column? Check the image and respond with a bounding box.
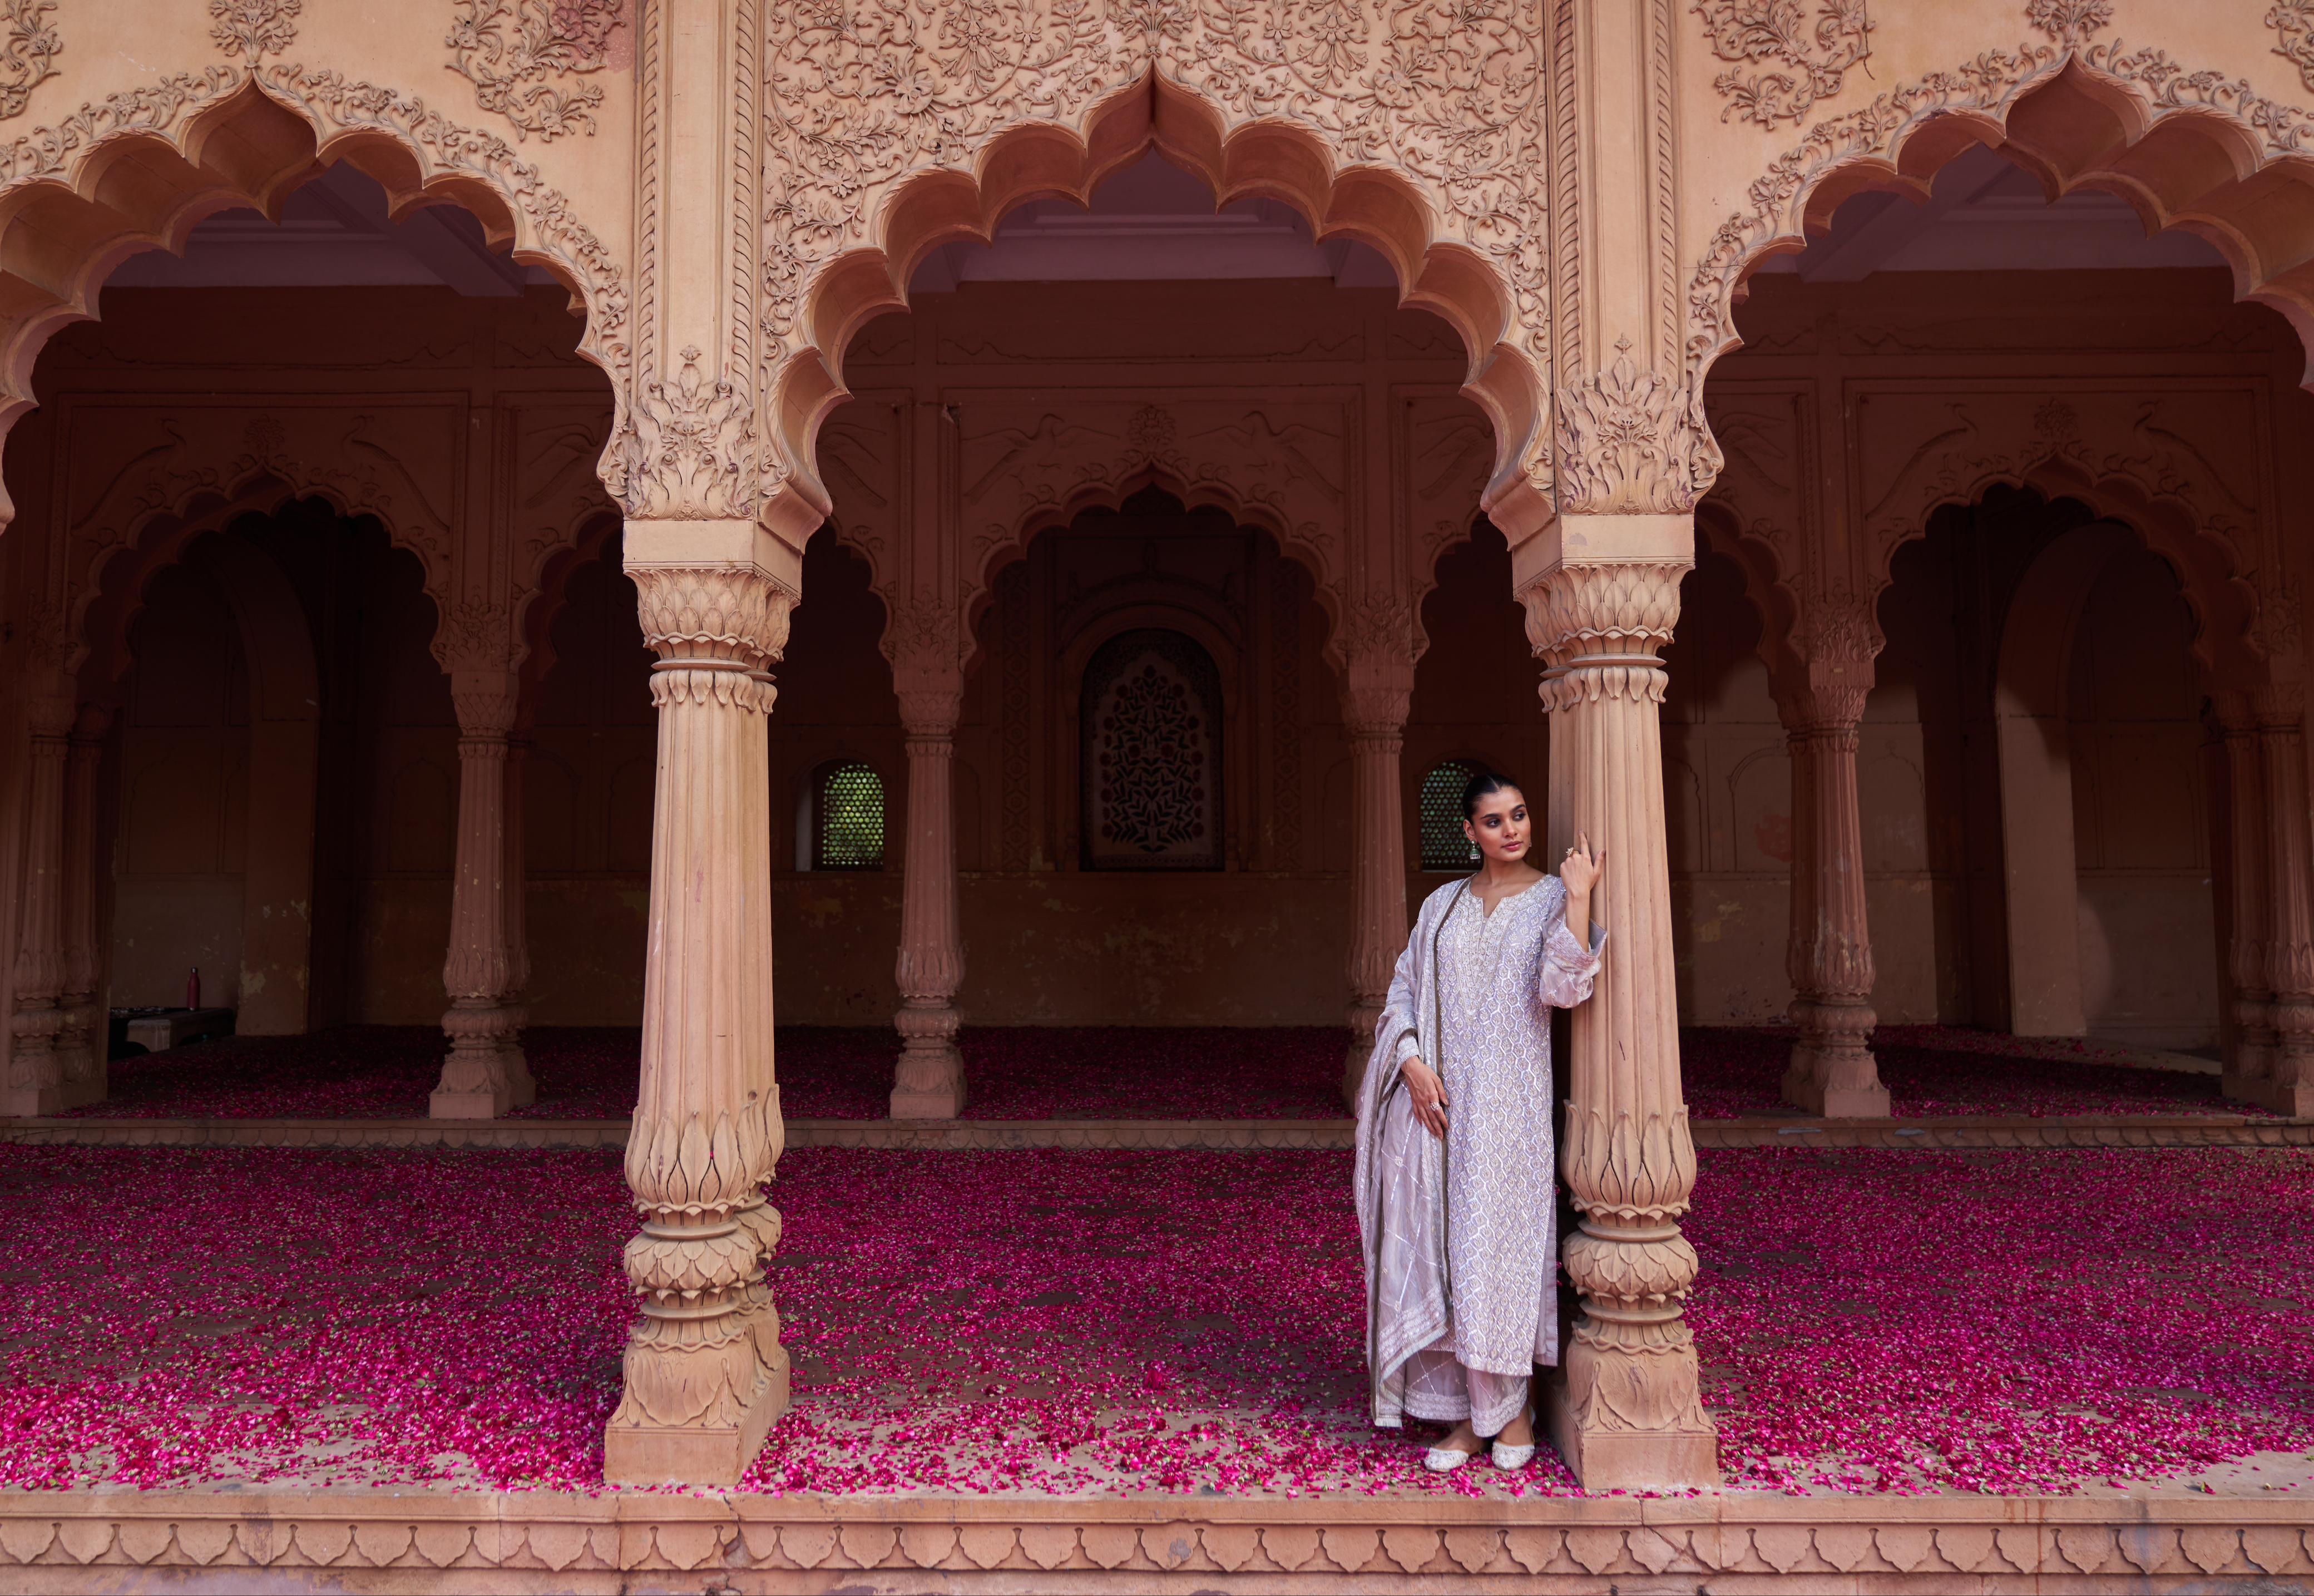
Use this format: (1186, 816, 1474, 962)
(55, 705, 111, 1109)
(2257, 683, 2314, 1117)
(1774, 622, 1889, 1117)
(2214, 694, 2275, 1104)
(3, 668, 73, 1117)
(891, 681, 967, 1119)
(1338, 632, 1413, 1106)
(505, 733, 535, 1106)
(431, 668, 531, 1119)
(1522, 533, 1720, 1489)
(603, 549, 794, 1486)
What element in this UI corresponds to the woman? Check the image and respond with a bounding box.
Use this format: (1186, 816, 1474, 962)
(1354, 770, 1604, 1473)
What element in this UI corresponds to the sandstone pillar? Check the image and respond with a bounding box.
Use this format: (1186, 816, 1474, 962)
(3, 670, 73, 1117)
(431, 668, 532, 1119)
(602, 540, 795, 1485)
(1522, 523, 1719, 1489)
(2215, 695, 2275, 1104)
(891, 682, 967, 1119)
(54, 705, 110, 1109)
(601, 0, 791, 1485)
(1775, 650, 1889, 1117)
(1339, 652, 1413, 1105)
(2257, 684, 2314, 1116)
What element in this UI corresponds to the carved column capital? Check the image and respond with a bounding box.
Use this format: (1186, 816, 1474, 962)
(448, 669, 522, 740)
(1777, 596, 1880, 735)
(895, 687, 963, 740)
(2254, 678, 2307, 730)
(1520, 558, 1688, 710)
(631, 562, 795, 668)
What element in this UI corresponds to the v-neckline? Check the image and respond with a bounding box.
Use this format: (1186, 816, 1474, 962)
(1472, 877, 1545, 921)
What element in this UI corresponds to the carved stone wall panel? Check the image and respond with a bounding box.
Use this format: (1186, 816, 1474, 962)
(1401, 390, 1494, 645)
(506, 401, 620, 622)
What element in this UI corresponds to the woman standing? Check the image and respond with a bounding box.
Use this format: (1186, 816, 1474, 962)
(1354, 770, 1604, 1472)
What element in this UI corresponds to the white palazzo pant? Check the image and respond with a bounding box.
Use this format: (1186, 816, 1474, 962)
(1399, 1346, 1530, 1435)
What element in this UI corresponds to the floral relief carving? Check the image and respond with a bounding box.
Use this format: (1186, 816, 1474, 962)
(764, 0, 1549, 463)
(0, 0, 58, 121)
(617, 345, 756, 520)
(448, 0, 622, 141)
(1555, 338, 1720, 515)
(209, 0, 300, 62)
(1693, 0, 1873, 127)
(2273, 0, 2314, 95)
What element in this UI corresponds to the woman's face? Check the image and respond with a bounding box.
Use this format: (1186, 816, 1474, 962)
(1462, 787, 1531, 867)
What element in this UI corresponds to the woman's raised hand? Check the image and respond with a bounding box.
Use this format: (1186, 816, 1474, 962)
(1401, 1056, 1447, 1139)
(1559, 831, 1603, 896)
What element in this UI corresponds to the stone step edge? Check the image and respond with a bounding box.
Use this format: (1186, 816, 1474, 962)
(0, 1485, 2308, 1589)
(2, 1114, 2309, 1149)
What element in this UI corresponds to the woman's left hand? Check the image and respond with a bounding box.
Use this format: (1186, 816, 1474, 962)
(1559, 831, 1603, 896)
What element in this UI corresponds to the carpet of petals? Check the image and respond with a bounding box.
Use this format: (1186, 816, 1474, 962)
(1, 1144, 2308, 1499)
(65, 1025, 2243, 1123)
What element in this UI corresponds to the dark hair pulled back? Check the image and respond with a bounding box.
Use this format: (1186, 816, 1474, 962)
(1460, 769, 1524, 819)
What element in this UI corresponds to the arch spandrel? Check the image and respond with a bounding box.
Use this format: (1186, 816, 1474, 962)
(762, 2, 1554, 548)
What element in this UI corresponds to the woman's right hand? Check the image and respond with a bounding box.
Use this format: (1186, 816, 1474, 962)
(1401, 1057, 1447, 1139)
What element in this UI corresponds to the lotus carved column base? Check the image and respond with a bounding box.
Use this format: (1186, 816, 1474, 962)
(1544, 1215, 1721, 1490)
(1783, 997, 1889, 1118)
(603, 1282, 791, 1486)
(429, 1001, 530, 1119)
(890, 1002, 965, 1119)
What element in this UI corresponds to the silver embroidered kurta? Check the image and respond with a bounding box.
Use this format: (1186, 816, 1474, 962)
(1354, 874, 1604, 1429)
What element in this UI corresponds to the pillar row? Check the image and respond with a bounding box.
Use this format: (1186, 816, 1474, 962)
(1521, 533, 1720, 1490)
(432, 667, 533, 1120)
(603, 546, 794, 1487)
(891, 683, 967, 1119)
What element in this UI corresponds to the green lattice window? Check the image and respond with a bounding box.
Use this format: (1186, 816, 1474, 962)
(812, 761, 886, 871)
(1419, 760, 1481, 872)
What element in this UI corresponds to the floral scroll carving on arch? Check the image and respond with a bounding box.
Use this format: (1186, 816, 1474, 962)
(1693, 0, 1875, 129)
(1855, 403, 2270, 685)
(447, 0, 625, 142)
(762, 26, 1555, 550)
(0, 65, 629, 534)
(1687, 3, 2314, 416)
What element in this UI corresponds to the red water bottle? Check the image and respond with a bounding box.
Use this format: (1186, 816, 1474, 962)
(186, 966, 200, 1010)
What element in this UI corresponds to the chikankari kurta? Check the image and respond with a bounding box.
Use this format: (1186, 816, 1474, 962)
(1355, 874, 1603, 1431)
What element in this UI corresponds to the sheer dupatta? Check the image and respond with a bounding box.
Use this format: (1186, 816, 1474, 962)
(1354, 878, 1466, 1428)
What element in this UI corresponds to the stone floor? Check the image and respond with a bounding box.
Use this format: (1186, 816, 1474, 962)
(65, 1024, 2256, 1123)
(3, 1141, 2310, 1505)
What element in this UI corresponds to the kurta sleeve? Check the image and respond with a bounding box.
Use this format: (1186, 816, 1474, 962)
(1539, 897, 1606, 1010)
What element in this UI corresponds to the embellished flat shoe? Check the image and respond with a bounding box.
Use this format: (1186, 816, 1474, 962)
(1423, 1442, 1479, 1474)
(1491, 1440, 1536, 1470)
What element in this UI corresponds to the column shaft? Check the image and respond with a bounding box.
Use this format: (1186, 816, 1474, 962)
(4, 676, 73, 1116)
(432, 671, 530, 1119)
(1778, 709, 1887, 1116)
(2216, 697, 2275, 1104)
(604, 555, 792, 1486)
(1340, 678, 1410, 1105)
(1524, 550, 1718, 1489)
(2258, 685, 2314, 1116)
(891, 687, 966, 1119)
(55, 708, 109, 1109)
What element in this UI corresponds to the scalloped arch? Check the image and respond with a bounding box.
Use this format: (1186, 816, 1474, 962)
(1689, 52, 2314, 396)
(765, 72, 1545, 554)
(0, 69, 628, 531)
(958, 459, 1346, 678)
(1864, 456, 2258, 685)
